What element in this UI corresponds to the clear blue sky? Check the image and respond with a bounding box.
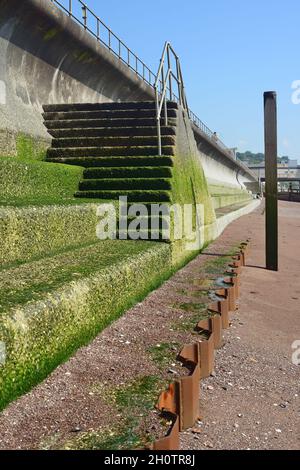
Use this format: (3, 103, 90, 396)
(69, 0, 299, 161)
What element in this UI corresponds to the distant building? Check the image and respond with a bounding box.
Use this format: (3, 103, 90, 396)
(288, 159, 298, 168)
(249, 161, 300, 181)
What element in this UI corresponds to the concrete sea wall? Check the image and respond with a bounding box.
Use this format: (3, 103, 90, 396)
(0, 0, 257, 192)
(0, 0, 154, 155)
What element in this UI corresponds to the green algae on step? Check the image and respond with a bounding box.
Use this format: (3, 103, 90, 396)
(47, 146, 176, 158)
(79, 178, 172, 191)
(44, 118, 178, 130)
(51, 136, 176, 148)
(0, 241, 173, 411)
(49, 126, 177, 139)
(83, 166, 173, 179)
(75, 190, 172, 202)
(43, 101, 179, 112)
(0, 240, 163, 313)
(0, 156, 83, 205)
(46, 155, 174, 168)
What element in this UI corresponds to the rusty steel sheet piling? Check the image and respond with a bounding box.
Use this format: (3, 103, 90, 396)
(197, 315, 223, 350)
(177, 344, 201, 430)
(209, 288, 230, 329)
(151, 414, 180, 450)
(198, 333, 215, 379)
(151, 241, 251, 449)
(223, 277, 237, 312)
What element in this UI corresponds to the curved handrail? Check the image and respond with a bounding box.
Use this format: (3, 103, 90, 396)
(154, 42, 189, 155)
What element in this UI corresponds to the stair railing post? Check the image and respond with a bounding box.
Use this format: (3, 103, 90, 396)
(155, 75, 162, 157)
(176, 57, 183, 107)
(161, 64, 168, 126)
(97, 19, 100, 41)
(156, 90, 162, 156)
(82, 5, 87, 29)
(167, 45, 173, 101)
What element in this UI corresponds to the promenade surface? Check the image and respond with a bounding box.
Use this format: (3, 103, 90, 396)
(182, 200, 300, 450)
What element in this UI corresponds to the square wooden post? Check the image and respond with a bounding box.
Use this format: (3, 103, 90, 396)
(264, 91, 278, 271)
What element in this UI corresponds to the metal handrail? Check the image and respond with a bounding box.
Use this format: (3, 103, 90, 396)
(49, 0, 250, 168)
(154, 42, 189, 155)
(50, 0, 156, 86)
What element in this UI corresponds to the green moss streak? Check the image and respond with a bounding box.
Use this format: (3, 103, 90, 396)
(43, 28, 58, 41)
(16, 134, 48, 162)
(171, 302, 209, 332)
(0, 156, 84, 206)
(203, 244, 241, 275)
(62, 424, 143, 451)
(147, 342, 179, 370)
(63, 376, 166, 450)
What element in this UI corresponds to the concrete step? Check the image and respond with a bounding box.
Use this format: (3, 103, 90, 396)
(116, 229, 170, 242)
(44, 118, 177, 129)
(51, 135, 176, 149)
(119, 214, 170, 226)
(79, 178, 172, 191)
(48, 126, 176, 139)
(0, 240, 172, 409)
(46, 155, 174, 168)
(43, 108, 178, 121)
(83, 166, 173, 179)
(43, 101, 178, 112)
(75, 190, 172, 202)
(47, 146, 176, 158)
(115, 201, 172, 210)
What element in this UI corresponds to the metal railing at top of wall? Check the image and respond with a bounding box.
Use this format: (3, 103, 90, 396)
(50, 0, 156, 87)
(49, 0, 251, 171)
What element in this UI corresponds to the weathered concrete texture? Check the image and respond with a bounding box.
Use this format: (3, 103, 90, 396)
(0, 129, 17, 156)
(203, 199, 260, 245)
(0, 204, 99, 267)
(209, 189, 252, 210)
(0, 0, 154, 155)
(192, 123, 258, 192)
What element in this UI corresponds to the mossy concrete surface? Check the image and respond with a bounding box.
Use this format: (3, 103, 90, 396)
(0, 131, 50, 159)
(0, 156, 84, 206)
(0, 240, 172, 411)
(208, 183, 252, 210)
(0, 204, 99, 267)
(16, 133, 50, 161)
(212, 193, 252, 210)
(173, 109, 216, 228)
